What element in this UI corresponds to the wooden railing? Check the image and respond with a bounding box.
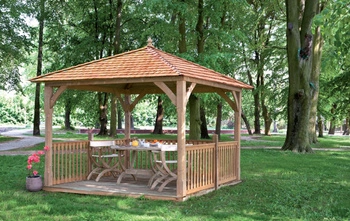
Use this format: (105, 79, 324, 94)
(51, 141, 89, 185)
(186, 141, 238, 194)
(48, 139, 239, 196)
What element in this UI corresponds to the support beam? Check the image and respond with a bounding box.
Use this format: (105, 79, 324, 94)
(217, 90, 238, 112)
(185, 83, 196, 104)
(233, 90, 242, 180)
(176, 80, 187, 199)
(44, 85, 54, 186)
(124, 95, 131, 140)
(154, 82, 176, 106)
(115, 93, 145, 140)
(50, 86, 67, 108)
(129, 92, 146, 111)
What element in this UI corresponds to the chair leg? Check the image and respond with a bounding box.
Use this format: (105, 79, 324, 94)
(150, 175, 169, 190)
(158, 177, 177, 192)
(95, 168, 121, 182)
(87, 167, 101, 180)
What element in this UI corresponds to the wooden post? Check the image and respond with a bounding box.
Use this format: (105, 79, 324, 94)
(44, 85, 53, 186)
(124, 95, 131, 140)
(176, 80, 186, 199)
(124, 95, 131, 168)
(88, 129, 94, 141)
(234, 91, 242, 180)
(213, 134, 219, 190)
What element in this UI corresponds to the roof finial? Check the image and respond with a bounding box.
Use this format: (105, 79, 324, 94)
(147, 37, 153, 46)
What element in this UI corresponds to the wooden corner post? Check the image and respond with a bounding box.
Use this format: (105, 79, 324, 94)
(176, 80, 186, 199)
(233, 90, 242, 180)
(44, 85, 53, 186)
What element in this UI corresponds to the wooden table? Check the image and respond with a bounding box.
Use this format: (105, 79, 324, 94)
(111, 145, 162, 184)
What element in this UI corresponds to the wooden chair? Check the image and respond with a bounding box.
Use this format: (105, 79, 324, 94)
(148, 145, 178, 192)
(87, 140, 120, 182)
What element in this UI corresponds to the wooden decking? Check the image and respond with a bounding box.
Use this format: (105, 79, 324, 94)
(43, 175, 241, 201)
(45, 139, 241, 201)
(43, 175, 179, 201)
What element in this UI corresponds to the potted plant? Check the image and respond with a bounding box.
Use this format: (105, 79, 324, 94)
(26, 146, 49, 192)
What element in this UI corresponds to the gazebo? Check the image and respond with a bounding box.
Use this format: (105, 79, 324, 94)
(30, 39, 253, 201)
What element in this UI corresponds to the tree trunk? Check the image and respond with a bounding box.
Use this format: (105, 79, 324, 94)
(343, 117, 349, 135)
(109, 95, 117, 137)
(253, 93, 261, 134)
(98, 93, 108, 136)
(241, 110, 253, 135)
(328, 104, 336, 135)
(328, 121, 335, 135)
(261, 63, 272, 135)
(64, 99, 73, 130)
(273, 121, 278, 133)
(117, 106, 122, 129)
(317, 113, 323, 137)
(215, 103, 222, 140)
(189, 94, 201, 140)
(282, 0, 319, 153)
(153, 96, 164, 134)
(109, 0, 122, 137)
(178, 2, 187, 53)
(130, 115, 135, 130)
(244, 51, 261, 135)
(33, 0, 45, 136)
(200, 106, 210, 139)
(114, 0, 122, 54)
(196, 0, 204, 54)
(309, 3, 324, 143)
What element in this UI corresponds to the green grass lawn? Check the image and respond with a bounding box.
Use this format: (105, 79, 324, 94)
(0, 149, 349, 220)
(1, 130, 349, 220)
(0, 135, 18, 143)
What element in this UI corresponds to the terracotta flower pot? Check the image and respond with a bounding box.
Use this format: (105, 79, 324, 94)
(26, 175, 43, 192)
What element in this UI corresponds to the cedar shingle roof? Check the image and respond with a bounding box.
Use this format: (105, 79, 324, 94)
(30, 44, 253, 94)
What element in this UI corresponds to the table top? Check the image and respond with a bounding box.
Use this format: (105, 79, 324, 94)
(111, 144, 177, 151)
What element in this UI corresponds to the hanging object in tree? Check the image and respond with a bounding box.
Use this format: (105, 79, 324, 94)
(309, 82, 316, 90)
(299, 34, 313, 60)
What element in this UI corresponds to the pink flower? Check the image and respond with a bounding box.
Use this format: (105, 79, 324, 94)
(26, 146, 48, 177)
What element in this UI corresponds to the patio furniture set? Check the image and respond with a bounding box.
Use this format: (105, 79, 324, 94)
(87, 140, 178, 192)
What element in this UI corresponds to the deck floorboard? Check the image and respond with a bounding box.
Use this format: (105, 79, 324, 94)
(44, 176, 178, 200)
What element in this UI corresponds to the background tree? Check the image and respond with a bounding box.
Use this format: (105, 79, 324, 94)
(0, 0, 31, 92)
(153, 96, 164, 134)
(316, 0, 350, 136)
(32, 0, 45, 136)
(282, 0, 320, 152)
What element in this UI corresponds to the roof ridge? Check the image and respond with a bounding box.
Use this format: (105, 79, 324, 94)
(147, 47, 249, 86)
(146, 46, 183, 76)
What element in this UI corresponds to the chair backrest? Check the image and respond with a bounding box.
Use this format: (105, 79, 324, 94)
(161, 145, 177, 152)
(90, 140, 115, 147)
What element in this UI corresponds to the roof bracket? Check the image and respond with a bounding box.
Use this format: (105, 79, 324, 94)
(50, 86, 67, 108)
(217, 90, 238, 112)
(154, 82, 177, 106)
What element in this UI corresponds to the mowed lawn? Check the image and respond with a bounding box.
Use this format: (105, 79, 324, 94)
(0, 133, 349, 220)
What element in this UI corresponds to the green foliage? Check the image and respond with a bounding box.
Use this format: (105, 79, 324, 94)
(0, 0, 32, 92)
(1, 0, 348, 136)
(0, 93, 33, 125)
